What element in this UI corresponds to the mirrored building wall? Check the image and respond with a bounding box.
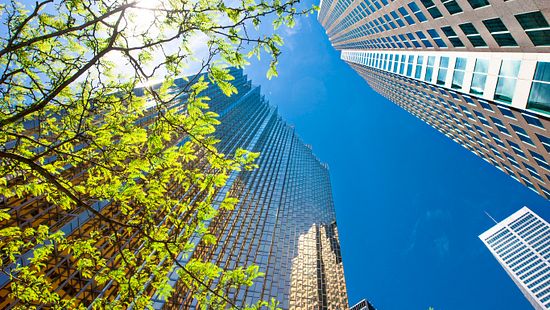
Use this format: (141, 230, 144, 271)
(0, 68, 349, 309)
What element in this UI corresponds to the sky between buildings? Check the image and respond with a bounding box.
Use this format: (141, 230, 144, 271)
(244, 1, 550, 309)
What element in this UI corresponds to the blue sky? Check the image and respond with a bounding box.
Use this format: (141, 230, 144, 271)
(245, 4, 550, 310)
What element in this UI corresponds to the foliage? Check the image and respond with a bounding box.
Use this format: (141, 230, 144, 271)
(0, 0, 314, 308)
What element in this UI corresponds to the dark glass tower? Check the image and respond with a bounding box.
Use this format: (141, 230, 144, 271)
(0, 68, 348, 309)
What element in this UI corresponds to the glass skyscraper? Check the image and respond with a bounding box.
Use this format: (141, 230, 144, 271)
(318, 0, 550, 199)
(0, 68, 348, 309)
(480, 207, 550, 309)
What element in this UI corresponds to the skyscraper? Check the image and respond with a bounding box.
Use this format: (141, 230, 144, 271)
(480, 207, 550, 310)
(350, 298, 377, 310)
(318, 0, 550, 199)
(0, 68, 348, 309)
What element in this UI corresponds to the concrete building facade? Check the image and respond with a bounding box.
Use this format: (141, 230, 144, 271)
(319, 0, 550, 199)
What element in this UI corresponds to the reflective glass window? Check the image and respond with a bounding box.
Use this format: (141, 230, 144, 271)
(442, 0, 462, 15)
(468, 0, 489, 9)
(494, 60, 521, 104)
(527, 62, 550, 114)
(515, 12, 550, 46)
(437, 56, 450, 85)
(419, 0, 442, 18)
(459, 23, 488, 47)
(470, 59, 489, 95)
(483, 18, 518, 47)
(425, 56, 435, 82)
(452, 58, 467, 89)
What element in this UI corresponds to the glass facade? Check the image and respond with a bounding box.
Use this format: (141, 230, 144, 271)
(528, 62, 550, 114)
(0, 68, 349, 309)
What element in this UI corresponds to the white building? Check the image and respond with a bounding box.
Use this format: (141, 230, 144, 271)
(480, 207, 550, 309)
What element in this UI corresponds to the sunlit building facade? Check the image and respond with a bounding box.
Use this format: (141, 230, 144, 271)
(319, 0, 550, 199)
(480, 207, 550, 310)
(0, 68, 348, 308)
(160, 69, 349, 309)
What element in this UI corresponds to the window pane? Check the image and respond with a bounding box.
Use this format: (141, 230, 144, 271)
(459, 23, 478, 35)
(526, 30, 550, 46)
(483, 18, 507, 32)
(468, 36, 488, 47)
(425, 67, 433, 82)
(443, 0, 462, 14)
(440, 56, 449, 68)
(515, 12, 549, 30)
(499, 60, 521, 77)
(452, 71, 465, 89)
(468, 0, 489, 9)
(437, 68, 448, 85)
(493, 33, 518, 47)
(449, 37, 465, 47)
(495, 77, 517, 103)
(533, 62, 550, 82)
(527, 83, 550, 113)
(428, 7, 443, 18)
(455, 57, 467, 70)
(470, 74, 487, 95)
(474, 59, 489, 73)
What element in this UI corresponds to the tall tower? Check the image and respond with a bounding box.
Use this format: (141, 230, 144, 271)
(0, 68, 348, 309)
(318, 0, 550, 199)
(480, 207, 550, 310)
(159, 69, 349, 309)
(350, 299, 377, 310)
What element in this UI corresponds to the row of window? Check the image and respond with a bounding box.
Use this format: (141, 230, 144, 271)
(332, 8, 550, 49)
(344, 51, 550, 114)
(354, 64, 550, 198)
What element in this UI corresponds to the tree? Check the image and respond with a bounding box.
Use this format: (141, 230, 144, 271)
(0, 0, 313, 308)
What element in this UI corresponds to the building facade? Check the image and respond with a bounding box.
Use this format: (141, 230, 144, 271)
(0, 68, 348, 309)
(319, 0, 550, 199)
(480, 207, 550, 310)
(350, 299, 377, 310)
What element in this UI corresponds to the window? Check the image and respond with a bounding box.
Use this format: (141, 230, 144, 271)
(408, 2, 427, 22)
(470, 59, 489, 95)
(459, 23, 488, 47)
(419, 0, 442, 18)
(416, 31, 433, 47)
(399, 55, 406, 74)
(495, 60, 521, 104)
(427, 29, 447, 47)
(390, 11, 405, 27)
(527, 62, 550, 114)
(437, 57, 450, 85)
(407, 33, 421, 47)
(452, 58, 467, 89)
(425, 56, 435, 82)
(406, 55, 414, 77)
(483, 18, 518, 47)
(398, 7, 415, 25)
(468, 0, 489, 9)
(399, 34, 412, 48)
(385, 14, 397, 29)
(515, 11, 550, 46)
(441, 26, 465, 47)
(441, 0, 462, 15)
(415, 56, 424, 79)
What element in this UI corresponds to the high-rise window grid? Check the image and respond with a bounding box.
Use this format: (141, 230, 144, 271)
(341, 55, 550, 198)
(480, 207, 550, 309)
(483, 18, 518, 47)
